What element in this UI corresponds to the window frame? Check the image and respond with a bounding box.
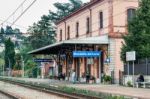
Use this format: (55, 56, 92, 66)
(99, 11, 103, 29)
(127, 8, 136, 22)
(86, 17, 90, 34)
(76, 22, 79, 37)
(67, 26, 70, 40)
(60, 29, 62, 41)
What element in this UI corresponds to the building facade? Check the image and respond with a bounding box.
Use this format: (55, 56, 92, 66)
(56, 0, 138, 83)
(29, 0, 138, 84)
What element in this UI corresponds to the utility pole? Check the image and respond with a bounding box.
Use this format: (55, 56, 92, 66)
(7, 57, 11, 76)
(3, 65, 4, 76)
(21, 56, 24, 77)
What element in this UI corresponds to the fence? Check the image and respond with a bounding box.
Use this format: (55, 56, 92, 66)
(124, 58, 150, 75)
(0, 70, 23, 77)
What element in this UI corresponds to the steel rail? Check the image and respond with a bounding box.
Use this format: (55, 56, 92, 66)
(0, 90, 20, 99)
(0, 78, 102, 99)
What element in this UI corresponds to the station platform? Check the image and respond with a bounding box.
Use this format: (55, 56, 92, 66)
(1, 77, 150, 99)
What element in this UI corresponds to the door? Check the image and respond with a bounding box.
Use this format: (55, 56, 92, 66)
(74, 58, 80, 81)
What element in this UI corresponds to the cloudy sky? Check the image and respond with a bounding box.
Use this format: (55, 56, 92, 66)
(0, 0, 90, 32)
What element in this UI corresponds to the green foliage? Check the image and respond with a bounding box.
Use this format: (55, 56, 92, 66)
(14, 53, 22, 70)
(121, 0, 150, 62)
(13, 28, 22, 39)
(106, 95, 125, 99)
(4, 38, 15, 69)
(27, 15, 56, 49)
(24, 60, 40, 78)
(19, 43, 33, 63)
(0, 58, 4, 74)
(127, 81, 133, 87)
(27, 0, 83, 50)
(0, 26, 24, 48)
(0, 27, 5, 44)
(0, 77, 130, 99)
(5, 26, 14, 35)
(24, 60, 36, 70)
(103, 75, 112, 83)
(49, 0, 83, 22)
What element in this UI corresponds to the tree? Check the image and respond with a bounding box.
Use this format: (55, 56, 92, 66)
(0, 27, 5, 44)
(5, 26, 14, 35)
(69, 0, 83, 12)
(24, 60, 37, 78)
(121, 0, 150, 62)
(13, 28, 23, 39)
(49, 0, 83, 23)
(4, 38, 15, 69)
(27, 15, 56, 49)
(0, 57, 4, 75)
(14, 53, 22, 70)
(27, 0, 83, 50)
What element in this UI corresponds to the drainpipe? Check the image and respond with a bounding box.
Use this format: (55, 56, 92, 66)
(108, 0, 114, 37)
(64, 21, 66, 40)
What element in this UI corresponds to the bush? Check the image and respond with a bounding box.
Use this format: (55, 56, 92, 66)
(104, 75, 112, 83)
(106, 95, 125, 99)
(127, 81, 133, 87)
(49, 75, 54, 79)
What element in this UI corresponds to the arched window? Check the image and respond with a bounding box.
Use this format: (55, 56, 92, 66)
(127, 8, 136, 22)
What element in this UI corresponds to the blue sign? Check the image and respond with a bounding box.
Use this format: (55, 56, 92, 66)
(104, 58, 110, 63)
(34, 59, 52, 62)
(73, 51, 101, 58)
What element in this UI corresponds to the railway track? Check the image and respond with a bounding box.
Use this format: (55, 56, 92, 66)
(0, 78, 102, 99)
(0, 90, 19, 99)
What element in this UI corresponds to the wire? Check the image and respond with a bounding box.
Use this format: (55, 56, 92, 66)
(0, 19, 28, 30)
(0, 9, 128, 35)
(1, 0, 27, 25)
(11, 0, 37, 26)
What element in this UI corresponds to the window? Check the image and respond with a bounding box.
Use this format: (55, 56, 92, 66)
(99, 11, 103, 29)
(76, 22, 79, 37)
(127, 8, 135, 22)
(60, 29, 62, 41)
(67, 26, 70, 40)
(86, 17, 90, 34)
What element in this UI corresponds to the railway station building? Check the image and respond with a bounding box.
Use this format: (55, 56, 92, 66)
(29, 0, 138, 84)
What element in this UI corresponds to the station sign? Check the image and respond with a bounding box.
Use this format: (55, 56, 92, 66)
(126, 51, 136, 61)
(73, 51, 101, 58)
(34, 59, 53, 62)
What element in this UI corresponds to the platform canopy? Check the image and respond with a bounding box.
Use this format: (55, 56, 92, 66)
(28, 35, 109, 54)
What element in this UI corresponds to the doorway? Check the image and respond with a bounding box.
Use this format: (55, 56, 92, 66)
(75, 58, 80, 81)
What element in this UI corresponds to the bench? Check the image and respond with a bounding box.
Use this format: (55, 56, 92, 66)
(136, 82, 150, 88)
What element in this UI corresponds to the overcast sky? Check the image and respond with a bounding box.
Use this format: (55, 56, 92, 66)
(0, 0, 90, 32)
